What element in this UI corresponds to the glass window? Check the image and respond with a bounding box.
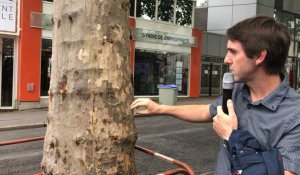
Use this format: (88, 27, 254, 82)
(196, 0, 207, 7)
(158, 0, 175, 23)
(130, 0, 135, 17)
(133, 0, 195, 27)
(1, 38, 14, 106)
(40, 39, 52, 96)
(134, 49, 190, 96)
(176, 0, 193, 26)
(296, 17, 300, 42)
(136, 0, 156, 21)
(275, 0, 283, 10)
(274, 10, 296, 39)
(298, 42, 300, 58)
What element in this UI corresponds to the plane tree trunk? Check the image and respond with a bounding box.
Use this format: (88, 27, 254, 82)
(41, 0, 137, 174)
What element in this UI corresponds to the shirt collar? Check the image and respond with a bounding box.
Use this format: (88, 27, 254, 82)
(241, 74, 289, 111)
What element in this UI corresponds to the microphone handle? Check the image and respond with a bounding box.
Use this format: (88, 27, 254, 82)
(222, 89, 233, 115)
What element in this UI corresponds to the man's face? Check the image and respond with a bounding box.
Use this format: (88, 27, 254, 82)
(224, 40, 257, 83)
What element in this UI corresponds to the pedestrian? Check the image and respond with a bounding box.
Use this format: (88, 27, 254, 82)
(130, 16, 300, 175)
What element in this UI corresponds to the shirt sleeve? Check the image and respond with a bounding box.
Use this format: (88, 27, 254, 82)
(277, 119, 300, 175)
(209, 95, 223, 118)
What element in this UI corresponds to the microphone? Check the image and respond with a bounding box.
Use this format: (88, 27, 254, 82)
(222, 73, 234, 115)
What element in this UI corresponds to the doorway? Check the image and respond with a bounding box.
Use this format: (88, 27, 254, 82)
(0, 36, 14, 108)
(200, 62, 228, 96)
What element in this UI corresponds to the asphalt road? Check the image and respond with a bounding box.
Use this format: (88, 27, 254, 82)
(135, 116, 219, 175)
(0, 128, 45, 175)
(0, 115, 219, 175)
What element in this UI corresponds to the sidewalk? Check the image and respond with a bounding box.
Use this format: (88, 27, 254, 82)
(0, 97, 216, 130)
(0, 108, 48, 131)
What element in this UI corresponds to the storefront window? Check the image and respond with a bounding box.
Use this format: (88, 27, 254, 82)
(136, 0, 156, 20)
(176, 0, 193, 26)
(130, 0, 135, 16)
(1, 38, 14, 106)
(158, 0, 174, 23)
(134, 49, 190, 96)
(40, 39, 52, 96)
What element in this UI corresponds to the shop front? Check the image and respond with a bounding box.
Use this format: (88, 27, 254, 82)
(130, 18, 202, 98)
(1, 0, 202, 110)
(0, 0, 18, 109)
(0, 36, 15, 108)
(200, 56, 228, 96)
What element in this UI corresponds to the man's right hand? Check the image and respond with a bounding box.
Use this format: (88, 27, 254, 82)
(130, 98, 161, 115)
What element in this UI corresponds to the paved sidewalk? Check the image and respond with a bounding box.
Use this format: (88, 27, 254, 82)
(0, 97, 216, 130)
(0, 108, 48, 131)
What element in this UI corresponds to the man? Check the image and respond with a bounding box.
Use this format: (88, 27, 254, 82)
(131, 16, 300, 175)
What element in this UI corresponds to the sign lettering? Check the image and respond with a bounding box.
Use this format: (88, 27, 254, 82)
(0, 0, 17, 33)
(131, 28, 197, 47)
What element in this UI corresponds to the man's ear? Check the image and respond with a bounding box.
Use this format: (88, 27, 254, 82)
(255, 50, 267, 65)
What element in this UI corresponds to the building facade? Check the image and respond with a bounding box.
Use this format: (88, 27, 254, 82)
(129, 0, 201, 98)
(0, 0, 202, 110)
(195, 0, 300, 96)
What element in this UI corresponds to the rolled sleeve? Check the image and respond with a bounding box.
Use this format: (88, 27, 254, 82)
(209, 95, 222, 118)
(277, 123, 300, 174)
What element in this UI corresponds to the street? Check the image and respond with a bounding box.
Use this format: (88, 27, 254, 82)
(0, 128, 45, 175)
(0, 115, 219, 175)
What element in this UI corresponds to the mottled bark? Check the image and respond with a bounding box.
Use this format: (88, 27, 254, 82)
(41, 0, 137, 174)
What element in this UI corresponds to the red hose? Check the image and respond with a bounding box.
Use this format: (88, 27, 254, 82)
(0, 136, 45, 146)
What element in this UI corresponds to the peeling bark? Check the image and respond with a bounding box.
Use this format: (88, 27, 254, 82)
(41, 0, 137, 174)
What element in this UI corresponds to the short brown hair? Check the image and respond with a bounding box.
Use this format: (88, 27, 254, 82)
(227, 15, 291, 75)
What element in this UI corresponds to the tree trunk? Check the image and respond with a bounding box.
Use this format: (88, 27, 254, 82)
(41, 0, 137, 174)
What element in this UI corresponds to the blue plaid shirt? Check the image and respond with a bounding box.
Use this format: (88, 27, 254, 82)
(210, 76, 300, 175)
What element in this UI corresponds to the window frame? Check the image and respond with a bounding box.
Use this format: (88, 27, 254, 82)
(130, 0, 195, 27)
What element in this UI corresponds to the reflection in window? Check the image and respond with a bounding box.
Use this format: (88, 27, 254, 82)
(130, 0, 195, 26)
(40, 39, 52, 96)
(274, 10, 296, 39)
(136, 0, 156, 20)
(134, 49, 190, 96)
(176, 0, 193, 26)
(158, 0, 174, 23)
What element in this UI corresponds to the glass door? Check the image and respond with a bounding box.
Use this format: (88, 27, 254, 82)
(200, 63, 222, 96)
(0, 37, 14, 108)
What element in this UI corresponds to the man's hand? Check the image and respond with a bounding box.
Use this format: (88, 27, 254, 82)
(213, 99, 238, 139)
(130, 98, 161, 115)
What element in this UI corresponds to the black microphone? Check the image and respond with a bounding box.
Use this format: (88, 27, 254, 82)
(222, 73, 234, 115)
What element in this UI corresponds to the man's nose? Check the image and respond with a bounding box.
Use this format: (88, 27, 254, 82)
(224, 53, 231, 64)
